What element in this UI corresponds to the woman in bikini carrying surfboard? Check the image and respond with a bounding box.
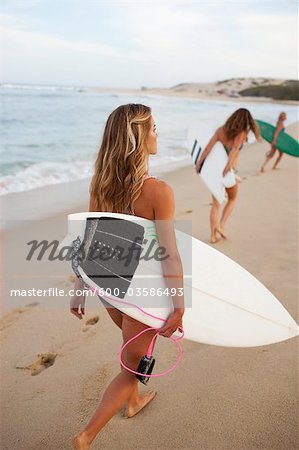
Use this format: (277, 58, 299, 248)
(196, 108, 260, 244)
(260, 112, 287, 173)
(71, 104, 185, 449)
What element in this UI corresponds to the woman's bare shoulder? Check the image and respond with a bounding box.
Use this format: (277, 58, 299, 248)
(216, 126, 223, 135)
(276, 121, 284, 130)
(214, 126, 224, 141)
(146, 179, 174, 219)
(143, 177, 173, 193)
(143, 178, 174, 204)
(132, 178, 174, 220)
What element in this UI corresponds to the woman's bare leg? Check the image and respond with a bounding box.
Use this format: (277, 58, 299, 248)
(119, 315, 157, 413)
(73, 315, 157, 449)
(218, 184, 238, 236)
(261, 147, 275, 172)
(105, 305, 123, 330)
(210, 195, 220, 243)
(104, 307, 149, 409)
(120, 345, 140, 410)
(272, 151, 283, 169)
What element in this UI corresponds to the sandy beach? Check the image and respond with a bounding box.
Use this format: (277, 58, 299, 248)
(0, 122, 298, 449)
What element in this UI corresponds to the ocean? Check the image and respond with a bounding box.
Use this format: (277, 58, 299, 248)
(1, 83, 298, 196)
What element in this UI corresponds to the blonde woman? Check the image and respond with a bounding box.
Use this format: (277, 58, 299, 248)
(260, 112, 287, 172)
(71, 104, 185, 449)
(196, 108, 260, 243)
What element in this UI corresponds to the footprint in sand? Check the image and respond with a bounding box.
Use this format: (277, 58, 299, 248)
(16, 352, 57, 376)
(63, 274, 76, 287)
(25, 302, 39, 308)
(82, 315, 99, 332)
(17, 302, 39, 313)
(185, 209, 193, 214)
(0, 302, 39, 332)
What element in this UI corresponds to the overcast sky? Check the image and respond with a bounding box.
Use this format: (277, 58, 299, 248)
(0, 0, 297, 88)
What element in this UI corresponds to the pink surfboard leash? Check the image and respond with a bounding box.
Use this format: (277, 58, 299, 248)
(88, 285, 184, 378)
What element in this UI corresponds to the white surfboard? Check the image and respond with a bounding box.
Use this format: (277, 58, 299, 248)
(191, 140, 236, 204)
(59, 212, 299, 348)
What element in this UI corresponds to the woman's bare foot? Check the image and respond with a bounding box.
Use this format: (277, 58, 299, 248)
(210, 235, 219, 244)
(124, 390, 157, 418)
(216, 227, 227, 239)
(260, 167, 265, 173)
(73, 432, 90, 450)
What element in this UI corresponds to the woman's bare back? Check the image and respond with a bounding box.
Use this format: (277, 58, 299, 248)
(130, 178, 158, 220)
(217, 126, 240, 150)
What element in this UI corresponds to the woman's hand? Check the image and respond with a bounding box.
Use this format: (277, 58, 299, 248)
(70, 293, 85, 319)
(70, 277, 86, 319)
(158, 310, 184, 338)
(223, 164, 231, 177)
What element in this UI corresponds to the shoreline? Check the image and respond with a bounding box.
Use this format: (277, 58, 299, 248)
(0, 158, 191, 230)
(0, 89, 297, 202)
(1, 119, 298, 231)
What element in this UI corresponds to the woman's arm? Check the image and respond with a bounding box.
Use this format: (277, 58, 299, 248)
(151, 180, 185, 337)
(272, 123, 283, 146)
(196, 130, 219, 173)
(70, 194, 97, 319)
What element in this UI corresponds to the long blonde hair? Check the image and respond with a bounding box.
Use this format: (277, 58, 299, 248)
(277, 112, 286, 125)
(89, 104, 152, 213)
(223, 108, 260, 140)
